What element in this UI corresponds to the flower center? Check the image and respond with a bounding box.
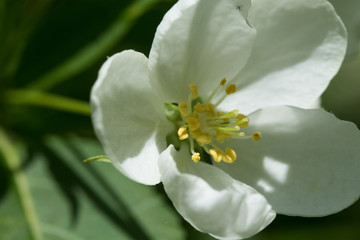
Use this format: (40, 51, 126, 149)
(175, 78, 261, 164)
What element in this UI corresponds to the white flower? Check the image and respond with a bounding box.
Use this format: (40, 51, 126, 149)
(91, 0, 360, 239)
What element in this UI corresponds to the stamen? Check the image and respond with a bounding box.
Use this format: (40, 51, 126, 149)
(216, 132, 231, 141)
(215, 83, 237, 106)
(172, 78, 261, 164)
(206, 78, 227, 103)
(209, 147, 236, 163)
(207, 110, 238, 121)
(194, 103, 209, 113)
(209, 149, 222, 162)
(252, 132, 262, 141)
(179, 101, 189, 116)
(220, 78, 227, 86)
(189, 136, 196, 154)
(222, 155, 234, 163)
(196, 133, 212, 144)
(186, 114, 200, 131)
(177, 126, 189, 140)
(217, 111, 229, 122)
(207, 104, 215, 116)
(189, 84, 199, 99)
(211, 126, 240, 132)
(236, 114, 249, 128)
(190, 129, 201, 138)
(192, 152, 201, 162)
(214, 118, 248, 127)
(225, 147, 236, 162)
(218, 131, 248, 137)
(225, 84, 236, 95)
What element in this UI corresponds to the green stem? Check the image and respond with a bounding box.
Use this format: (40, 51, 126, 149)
(83, 155, 111, 163)
(0, 127, 43, 240)
(28, 0, 161, 91)
(6, 89, 91, 116)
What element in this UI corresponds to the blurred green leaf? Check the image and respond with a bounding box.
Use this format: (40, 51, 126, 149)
(5, 89, 91, 116)
(0, 133, 185, 240)
(0, 0, 51, 84)
(28, 0, 161, 91)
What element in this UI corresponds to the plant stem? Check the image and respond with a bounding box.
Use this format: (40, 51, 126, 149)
(6, 89, 91, 116)
(0, 127, 43, 240)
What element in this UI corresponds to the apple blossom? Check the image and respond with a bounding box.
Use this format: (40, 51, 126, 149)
(91, 0, 360, 239)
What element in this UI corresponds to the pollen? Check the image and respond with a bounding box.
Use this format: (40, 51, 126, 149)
(236, 114, 249, 128)
(194, 103, 209, 113)
(209, 149, 222, 162)
(225, 147, 236, 162)
(189, 84, 199, 99)
(216, 132, 231, 141)
(225, 84, 236, 95)
(177, 126, 189, 140)
(220, 78, 227, 86)
(196, 133, 212, 144)
(179, 101, 189, 116)
(186, 114, 201, 131)
(252, 131, 262, 141)
(207, 104, 215, 116)
(192, 152, 201, 162)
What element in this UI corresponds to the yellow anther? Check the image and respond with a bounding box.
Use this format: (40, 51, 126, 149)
(174, 79, 257, 164)
(225, 84, 237, 95)
(179, 134, 189, 140)
(207, 104, 215, 116)
(194, 103, 209, 113)
(177, 126, 187, 136)
(196, 133, 212, 144)
(179, 101, 189, 116)
(236, 114, 249, 128)
(209, 149, 222, 162)
(216, 132, 231, 141)
(220, 78, 227, 86)
(177, 126, 189, 140)
(217, 111, 229, 122)
(236, 114, 247, 120)
(225, 147, 237, 162)
(252, 131, 262, 141)
(190, 129, 201, 138)
(189, 84, 199, 99)
(186, 114, 200, 131)
(192, 152, 201, 163)
(222, 155, 235, 163)
(188, 122, 200, 132)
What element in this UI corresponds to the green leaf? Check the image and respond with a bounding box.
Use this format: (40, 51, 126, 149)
(28, 0, 162, 91)
(5, 89, 91, 116)
(0, 134, 185, 240)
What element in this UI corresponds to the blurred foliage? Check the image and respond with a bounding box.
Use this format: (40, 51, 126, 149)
(0, 0, 359, 240)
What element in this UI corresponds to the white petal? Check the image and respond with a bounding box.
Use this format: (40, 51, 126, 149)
(226, 0, 251, 20)
(91, 50, 172, 185)
(148, 0, 256, 103)
(159, 146, 275, 240)
(215, 106, 360, 216)
(220, 0, 347, 114)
